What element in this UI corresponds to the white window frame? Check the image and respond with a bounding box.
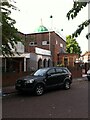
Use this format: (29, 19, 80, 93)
(42, 41, 49, 45)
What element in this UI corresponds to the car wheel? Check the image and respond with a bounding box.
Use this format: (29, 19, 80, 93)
(64, 80, 70, 90)
(35, 84, 44, 96)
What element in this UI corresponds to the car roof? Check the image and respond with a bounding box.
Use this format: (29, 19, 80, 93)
(39, 66, 67, 70)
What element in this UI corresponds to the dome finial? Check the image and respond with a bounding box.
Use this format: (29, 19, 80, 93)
(35, 19, 48, 32)
(41, 18, 43, 25)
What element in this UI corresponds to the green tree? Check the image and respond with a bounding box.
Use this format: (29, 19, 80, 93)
(66, 35, 82, 55)
(67, 1, 90, 39)
(0, 0, 21, 57)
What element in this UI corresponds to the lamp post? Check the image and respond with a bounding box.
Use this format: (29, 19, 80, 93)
(50, 15, 53, 30)
(49, 15, 53, 51)
(48, 15, 53, 66)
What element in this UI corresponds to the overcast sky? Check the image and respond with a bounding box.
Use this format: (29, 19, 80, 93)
(11, 0, 88, 54)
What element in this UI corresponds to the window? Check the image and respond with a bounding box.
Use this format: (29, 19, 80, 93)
(42, 41, 49, 45)
(62, 68, 71, 74)
(29, 42, 37, 46)
(60, 43, 63, 48)
(47, 41, 49, 44)
(62, 69, 68, 73)
(56, 68, 63, 73)
(34, 68, 47, 76)
(47, 69, 55, 75)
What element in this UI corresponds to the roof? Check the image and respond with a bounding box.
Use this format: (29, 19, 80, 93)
(19, 30, 66, 42)
(82, 51, 90, 57)
(0, 53, 30, 58)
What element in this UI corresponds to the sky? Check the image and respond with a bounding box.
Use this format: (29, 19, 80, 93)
(10, 0, 88, 54)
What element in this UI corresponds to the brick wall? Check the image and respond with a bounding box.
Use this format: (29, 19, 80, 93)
(2, 72, 33, 87)
(68, 67, 82, 78)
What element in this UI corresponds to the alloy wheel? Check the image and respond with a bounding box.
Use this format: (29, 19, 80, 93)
(64, 81, 70, 90)
(35, 85, 44, 96)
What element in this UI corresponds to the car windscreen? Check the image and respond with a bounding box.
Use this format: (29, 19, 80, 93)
(34, 68, 48, 76)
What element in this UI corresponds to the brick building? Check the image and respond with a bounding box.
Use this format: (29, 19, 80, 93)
(23, 25, 66, 67)
(81, 51, 90, 73)
(57, 53, 79, 67)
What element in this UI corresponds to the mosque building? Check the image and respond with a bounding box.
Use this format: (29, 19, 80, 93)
(23, 23, 66, 71)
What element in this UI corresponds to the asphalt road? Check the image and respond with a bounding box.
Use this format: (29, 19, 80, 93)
(2, 79, 89, 119)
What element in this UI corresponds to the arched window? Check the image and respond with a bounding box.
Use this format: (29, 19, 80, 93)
(48, 59, 51, 67)
(43, 59, 47, 68)
(38, 59, 42, 69)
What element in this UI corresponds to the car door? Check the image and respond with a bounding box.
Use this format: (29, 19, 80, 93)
(55, 68, 65, 85)
(45, 68, 58, 88)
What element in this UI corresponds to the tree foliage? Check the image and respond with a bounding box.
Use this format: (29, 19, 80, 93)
(66, 1, 90, 39)
(66, 35, 82, 55)
(1, 0, 21, 57)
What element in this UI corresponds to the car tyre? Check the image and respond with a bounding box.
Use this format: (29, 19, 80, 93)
(35, 84, 44, 96)
(64, 80, 70, 90)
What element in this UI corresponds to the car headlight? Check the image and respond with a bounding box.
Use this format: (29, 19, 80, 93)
(25, 79, 35, 84)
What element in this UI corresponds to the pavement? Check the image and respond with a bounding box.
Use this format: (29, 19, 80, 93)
(1, 75, 88, 96)
(2, 86, 17, 95)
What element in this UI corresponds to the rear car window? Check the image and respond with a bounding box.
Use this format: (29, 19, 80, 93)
(62, 68, 71, 74)
(62, 69, 68, 73)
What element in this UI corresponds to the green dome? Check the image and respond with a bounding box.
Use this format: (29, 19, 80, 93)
(35, 25, 48, 33)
